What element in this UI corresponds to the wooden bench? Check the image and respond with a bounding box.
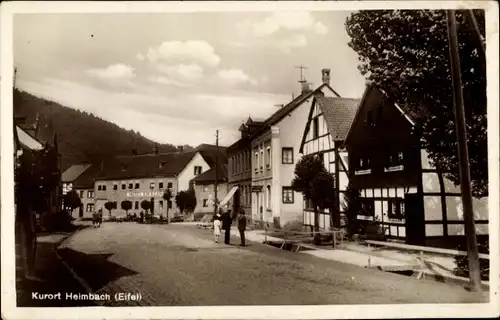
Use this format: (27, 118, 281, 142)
(365, 240, 489, 279)
(264, 228, 345, 252)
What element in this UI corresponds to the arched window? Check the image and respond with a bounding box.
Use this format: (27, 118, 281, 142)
(266, 185, 271, 209)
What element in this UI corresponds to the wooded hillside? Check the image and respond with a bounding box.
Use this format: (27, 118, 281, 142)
(14, 89, 185, 170)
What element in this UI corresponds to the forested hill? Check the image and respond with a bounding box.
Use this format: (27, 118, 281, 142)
(14, 89, 186, 171)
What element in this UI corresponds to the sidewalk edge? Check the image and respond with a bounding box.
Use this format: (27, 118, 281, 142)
(54, 229, 105, 307)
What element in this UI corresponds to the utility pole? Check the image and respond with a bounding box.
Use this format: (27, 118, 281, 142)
(446, 10, 482, 292)
(214, 130, 219, 215)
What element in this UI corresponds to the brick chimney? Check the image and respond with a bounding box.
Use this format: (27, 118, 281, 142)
(322, 68, 330, 86)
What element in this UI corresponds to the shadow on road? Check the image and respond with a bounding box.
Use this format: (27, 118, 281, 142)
(57, 248, 138, 292)
(17, 242, 97, 307)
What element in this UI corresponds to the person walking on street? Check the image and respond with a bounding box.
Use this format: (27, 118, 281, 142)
(98, 209, 103, 227)
(213, 213, 222, 243)
(237, 210, 247, 247)
(221, 206, 232, 245)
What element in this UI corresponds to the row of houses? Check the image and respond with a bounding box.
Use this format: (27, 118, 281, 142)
(61, 67, 488, 248)
(226, 68, 488, 248)
(62, 144, 229, 220)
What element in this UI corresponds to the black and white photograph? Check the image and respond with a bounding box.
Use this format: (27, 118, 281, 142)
(1, 1, 498, 319)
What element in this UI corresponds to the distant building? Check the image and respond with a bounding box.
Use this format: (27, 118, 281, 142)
(227, 118, 266, 220)
(344, 85, 488, 247)
(62, 163, 92, 195)
(191, 164, 229, 217)
(94, 151, 211, 217)
(249, 68, 342, 228)
(61, 163, 98, 219)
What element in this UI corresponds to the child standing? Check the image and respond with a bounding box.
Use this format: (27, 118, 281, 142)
(213, 213, 222, 243)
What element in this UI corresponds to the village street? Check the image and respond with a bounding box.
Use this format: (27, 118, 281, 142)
(55, 222, 488, 306)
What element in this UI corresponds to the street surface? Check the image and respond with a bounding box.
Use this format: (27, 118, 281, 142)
(58, 223, 488, 306)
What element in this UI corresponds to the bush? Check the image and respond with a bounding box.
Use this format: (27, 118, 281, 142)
(454, 240, 489, 281)
(283, 220, 305, 232)
(40, 210, 74, 232)
(107, 216, 117, 222)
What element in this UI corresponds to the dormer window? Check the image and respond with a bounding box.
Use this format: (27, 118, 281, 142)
(159, 161, 167, 168)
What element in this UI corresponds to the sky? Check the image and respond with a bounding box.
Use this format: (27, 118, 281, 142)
(14, 11, 367, 147)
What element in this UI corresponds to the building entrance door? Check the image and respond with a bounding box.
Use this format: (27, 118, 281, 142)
(405, 194, 425, 245)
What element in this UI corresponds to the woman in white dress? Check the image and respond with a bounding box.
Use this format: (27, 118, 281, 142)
(213, 213, 222, 243)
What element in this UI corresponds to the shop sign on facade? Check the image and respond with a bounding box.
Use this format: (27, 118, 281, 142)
(126, 191, 163, 198)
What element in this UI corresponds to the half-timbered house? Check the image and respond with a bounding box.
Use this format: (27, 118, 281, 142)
(298, 93, 360, 230)
(344, 85, 488, 248)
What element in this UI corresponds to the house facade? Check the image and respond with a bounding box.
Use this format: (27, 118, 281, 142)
(344, 85, 488, 247)
(192, 164, 229, 216)
(94, 151, 210, 218)
(298, 93, 360, 230)
(250, 69, 342, 228)
(61, 163, 93, 218)
(227, 119, 265, 218)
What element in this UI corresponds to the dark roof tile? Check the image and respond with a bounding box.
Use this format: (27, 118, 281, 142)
(316, 96, 361, 141)
(192, 164, 228, 184)
(95, 151, 198, 181)
(62, 163, 92, 182)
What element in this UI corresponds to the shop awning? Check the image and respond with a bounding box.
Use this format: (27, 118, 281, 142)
(219, 186, 239, 207)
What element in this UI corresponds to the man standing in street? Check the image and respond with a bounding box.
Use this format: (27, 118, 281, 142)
(221, 205, 232, 245)
(237, 209, 247, 247)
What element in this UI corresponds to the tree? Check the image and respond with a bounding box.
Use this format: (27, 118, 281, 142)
(140, 200, 151, 212)
(104, 201, 116, 216)
(291, 154, 336, 245)
(141, 200, 152, 223)
(342, 183, 363, 237)
(121, 200, 132, 217)
(163, 189, 172, 223)
(63, 190, 82, 213)
(175, 189, 197, 216)
(185, 189, 197, 213)
(345, 10, 487, 198)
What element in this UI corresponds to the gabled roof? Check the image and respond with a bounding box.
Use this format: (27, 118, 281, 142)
(316, 96, 361, 141)
(73, 164, 102, 189)
(95, 151, 200, 181)
(16, 126, 43, 151)
(227, 136, 251, 154)
(192, 164, 228, 184)
(195, 144, 228, 168)
(62, 163, 92, 183)
(344, 85, 415, 145)
(252, 83, 340, 139)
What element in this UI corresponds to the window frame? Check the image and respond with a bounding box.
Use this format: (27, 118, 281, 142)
(282, 147, 294, 164)
(282, 187, 294, 204)
(388, 198, 405, 220)
(360, 199, 375, 216)
(312, 117, 319, 138)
